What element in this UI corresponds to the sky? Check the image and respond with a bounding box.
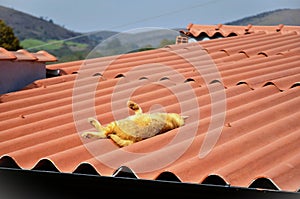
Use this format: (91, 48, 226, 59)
(0, 0, 299, 33)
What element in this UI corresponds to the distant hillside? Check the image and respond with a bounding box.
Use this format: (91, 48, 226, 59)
(226, 8, 300, 26)
(0, 5, 178, 63)
(0, 5, 119, 43)
(0, 5, 119, 62)
(0, 5, 81, 41)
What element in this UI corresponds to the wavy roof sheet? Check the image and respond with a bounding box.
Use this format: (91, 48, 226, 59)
(1, 25, 300, 192)
(180, 23, 300, 38)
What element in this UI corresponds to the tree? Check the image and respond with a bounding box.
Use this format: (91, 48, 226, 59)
(0, 20, 22, 50)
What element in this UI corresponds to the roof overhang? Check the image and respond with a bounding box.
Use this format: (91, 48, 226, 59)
(0, 167, 298, 199)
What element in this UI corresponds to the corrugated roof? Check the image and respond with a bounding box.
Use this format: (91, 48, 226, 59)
(0, 25, 300, 192)
(180, 23, 300, 38)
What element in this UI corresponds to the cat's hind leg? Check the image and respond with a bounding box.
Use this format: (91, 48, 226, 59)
(88, 117, 104, 132)
(81, 131, 106, 139)
(109, 134, 134, 147)
(81, 118, 114, 139)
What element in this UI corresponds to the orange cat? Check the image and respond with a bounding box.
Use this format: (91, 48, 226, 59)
(81, 100, 187, 147)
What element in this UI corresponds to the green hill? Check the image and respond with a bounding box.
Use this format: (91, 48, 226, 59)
(226, 8, 300, 26)
(0, 5, 118, 62)
(0, 5, 81, 41)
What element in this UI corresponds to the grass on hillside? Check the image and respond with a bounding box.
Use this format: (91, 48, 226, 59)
(20, 38, 175, 63)
(21, 38, 88, 51)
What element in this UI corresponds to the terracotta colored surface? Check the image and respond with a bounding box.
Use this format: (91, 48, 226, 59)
(1, 25, 300, 192)
(0, 47, 57, 62)
(180, 23, 300, 38)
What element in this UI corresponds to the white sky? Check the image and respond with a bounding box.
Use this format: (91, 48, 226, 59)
(0, 0, 299, 33)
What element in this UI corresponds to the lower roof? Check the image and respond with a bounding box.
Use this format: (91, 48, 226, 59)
(0, 47, 57, 62)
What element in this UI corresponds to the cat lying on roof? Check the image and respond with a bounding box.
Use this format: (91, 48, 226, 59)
(81, 100, 187, 147)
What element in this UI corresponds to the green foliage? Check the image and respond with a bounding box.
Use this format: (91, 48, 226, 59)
(158, 39, 175, 48)
(21, 39, 88, 51)
(20, 37, 175, 63)
(0, 20, 22, 50)
(20, 38, 45, 47)
(21, 38, 90, 63)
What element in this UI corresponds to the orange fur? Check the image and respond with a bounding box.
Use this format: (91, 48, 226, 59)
(81, 100, 187, 147)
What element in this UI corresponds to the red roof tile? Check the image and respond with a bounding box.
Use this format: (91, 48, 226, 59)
(0, 47, 16, 60)
(1, 25, 300, 192)
(180, 23, 300, 38)
(0, 47, 57, 62)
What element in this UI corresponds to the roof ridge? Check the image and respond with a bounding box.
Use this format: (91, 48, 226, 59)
(0, 47, 57, 62)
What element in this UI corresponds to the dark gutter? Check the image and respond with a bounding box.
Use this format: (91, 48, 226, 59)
(0, 167, 298, 199)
